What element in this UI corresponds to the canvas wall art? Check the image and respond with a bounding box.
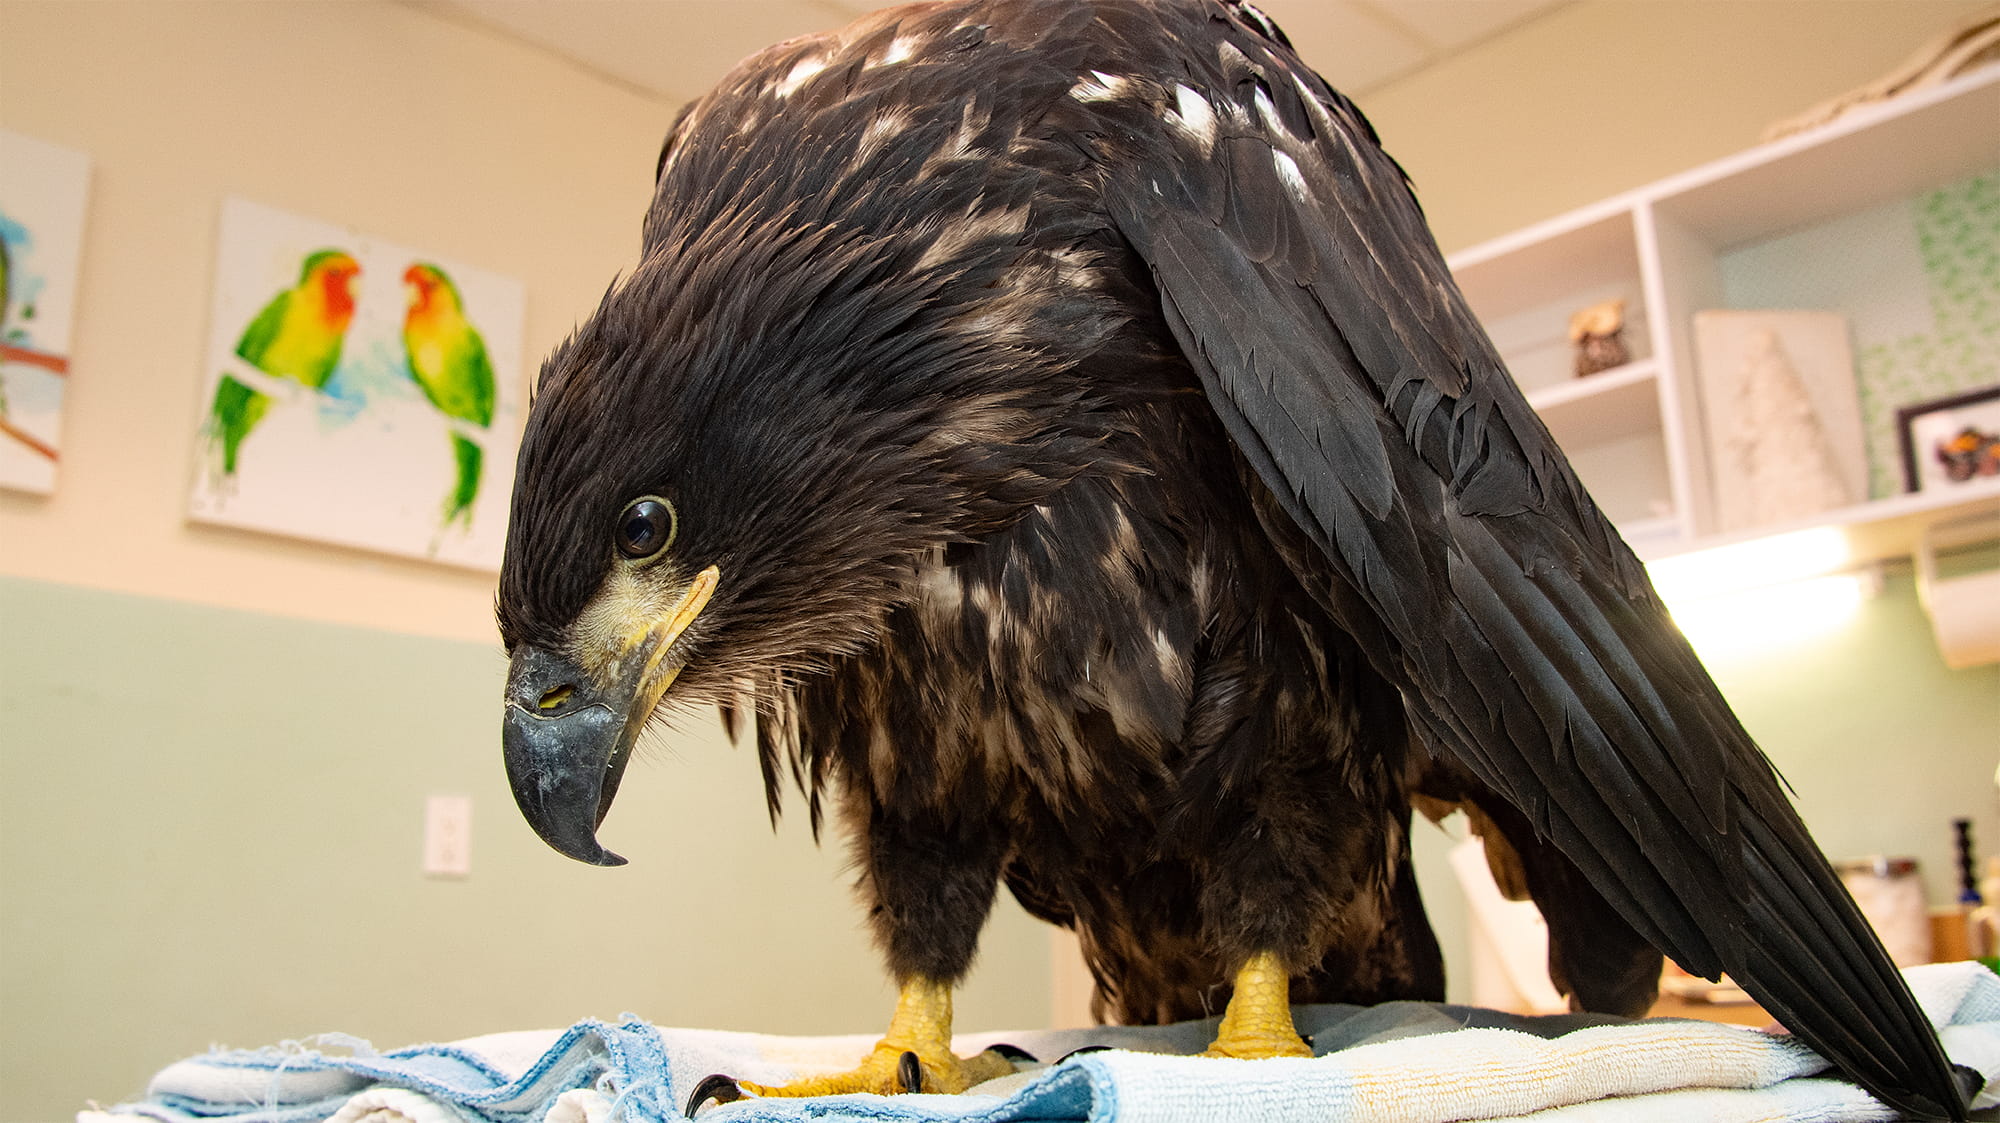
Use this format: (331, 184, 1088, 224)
(189, 197, 524, 570)
(1692, 309, 1867, 535)
(1898, 385, 2000, 493)
(0, 130, 91, 495)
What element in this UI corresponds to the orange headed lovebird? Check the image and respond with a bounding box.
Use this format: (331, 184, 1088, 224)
(208, 249, 360, 476)
(402, 262, 496, 528)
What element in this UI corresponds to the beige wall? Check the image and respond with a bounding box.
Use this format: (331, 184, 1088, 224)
(0, 0, 672, 646)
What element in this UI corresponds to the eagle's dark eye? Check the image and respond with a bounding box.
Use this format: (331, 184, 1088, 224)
(615, 497, 676, 561)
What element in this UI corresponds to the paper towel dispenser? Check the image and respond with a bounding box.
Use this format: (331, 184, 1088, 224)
(1915, 514, 2000, 670)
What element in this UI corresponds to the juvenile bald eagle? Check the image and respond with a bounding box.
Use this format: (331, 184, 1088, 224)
(497, 1, 1965, 1116)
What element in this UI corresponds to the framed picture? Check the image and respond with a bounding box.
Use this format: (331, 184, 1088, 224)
(0, 130, 91, 495)
(187, 197, 524, 570)
(1896, 385, 2000, 494)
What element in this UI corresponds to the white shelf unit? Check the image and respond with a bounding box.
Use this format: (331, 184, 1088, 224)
(1448, 67, 2000, 566)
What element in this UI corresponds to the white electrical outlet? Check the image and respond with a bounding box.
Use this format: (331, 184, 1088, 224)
(423, 794, 473, 877)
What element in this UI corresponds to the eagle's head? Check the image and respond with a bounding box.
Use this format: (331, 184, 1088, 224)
(493, 42, 1136, 862)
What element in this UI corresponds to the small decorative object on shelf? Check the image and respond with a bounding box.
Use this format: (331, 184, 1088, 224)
(1956, 818, 1980, 905)
(1896, 384, 2000, 493)
(1567, 298, 1628, 378)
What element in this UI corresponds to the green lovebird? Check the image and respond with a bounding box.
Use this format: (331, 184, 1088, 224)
(208, 249, 361, 476)
(402, 262, 496, 528)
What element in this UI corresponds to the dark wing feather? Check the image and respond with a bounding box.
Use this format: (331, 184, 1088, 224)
(1101, 7, 1962, 1117)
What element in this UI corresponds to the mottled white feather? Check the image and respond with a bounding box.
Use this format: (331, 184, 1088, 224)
(1069, 70, 1132, 102)
(1169, 83, 1218, 152)
(772, 55, 829, 98)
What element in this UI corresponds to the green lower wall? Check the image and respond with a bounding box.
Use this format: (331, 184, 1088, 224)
(0, 578, 1049, 1121)
(1692, 571, 2000, 910)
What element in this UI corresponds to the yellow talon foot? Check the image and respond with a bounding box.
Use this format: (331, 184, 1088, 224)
(738, 1041, 1017, 1098)
(693, 975, 1022, 1110)
(1202, 949, 1315, 1059)
(1201, 1028, 1314, 1059)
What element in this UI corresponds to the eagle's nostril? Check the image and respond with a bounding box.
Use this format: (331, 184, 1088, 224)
(537, 684, 575, 711)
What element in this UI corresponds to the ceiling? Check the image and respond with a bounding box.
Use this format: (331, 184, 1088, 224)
(412, 0, 1570, 105)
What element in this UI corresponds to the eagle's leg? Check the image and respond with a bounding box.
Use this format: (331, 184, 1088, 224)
(1202, 950, 1314, 1059)
(735, 976, 1015, 1098)
(721, 799, 1021, 1101)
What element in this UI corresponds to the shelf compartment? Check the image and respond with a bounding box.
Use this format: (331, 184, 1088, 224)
(1522, 360, 1680, 547)
(1567, 430, 1678, 535)
(1527, 358, 1661, 444)
(1647, 68, 2000, 251)
(1453, 204, 1642, 315)
(1520, 360, 1686, 556)
(1453, 207, 1652, 397)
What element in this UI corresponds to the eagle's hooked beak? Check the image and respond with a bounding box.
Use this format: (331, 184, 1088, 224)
(501, 566, 720, 866)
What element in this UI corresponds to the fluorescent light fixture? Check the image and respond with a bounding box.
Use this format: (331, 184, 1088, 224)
(1646, 528, 1874, 659)
(1645, 526, 1852, 603)
(1667, 573, 1872, 660)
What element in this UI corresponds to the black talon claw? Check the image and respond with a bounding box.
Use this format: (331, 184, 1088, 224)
(986, 1042, 1037, 1063)
(1056, 1045, 1113, 1064)
(897, 1050, 924, 1093)
(683, 1073, 744, 1116)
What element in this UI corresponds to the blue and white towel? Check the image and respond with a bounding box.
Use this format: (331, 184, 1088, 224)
(84, 962, 2000, 1123)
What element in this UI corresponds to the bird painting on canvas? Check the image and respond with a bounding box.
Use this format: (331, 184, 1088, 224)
(206, 249, 360, 477)
(402, 261, 498, 529)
